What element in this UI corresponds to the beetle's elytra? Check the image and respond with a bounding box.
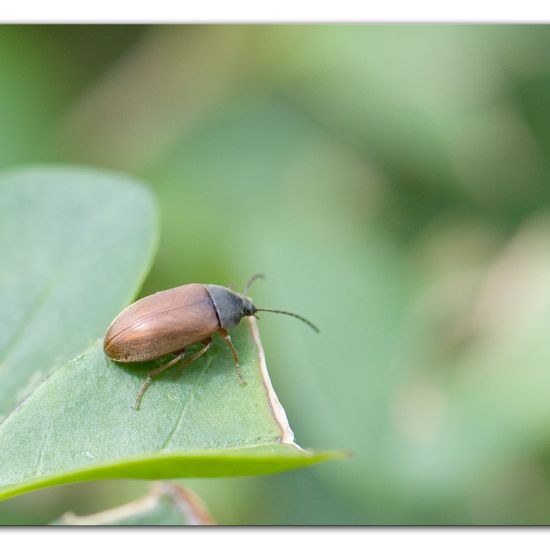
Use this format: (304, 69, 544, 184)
(103, 276, 318, 409)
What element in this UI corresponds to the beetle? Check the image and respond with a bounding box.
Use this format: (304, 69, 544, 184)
(103, 274, 318, 409)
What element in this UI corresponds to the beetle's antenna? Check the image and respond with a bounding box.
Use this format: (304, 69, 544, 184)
(243, 273, 265, 296)
(255, 308, 320, 333)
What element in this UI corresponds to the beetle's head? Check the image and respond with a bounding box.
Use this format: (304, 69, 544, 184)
(205, 282, 319, 333)
(205, 285, 257, 329)
(242, 297, 257, 317)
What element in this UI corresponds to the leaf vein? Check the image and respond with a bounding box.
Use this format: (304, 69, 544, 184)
(34, 415, 55, 477)
(159, 357, 213, 451)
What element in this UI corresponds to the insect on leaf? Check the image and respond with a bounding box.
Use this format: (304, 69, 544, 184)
(0, 165, 344, 502)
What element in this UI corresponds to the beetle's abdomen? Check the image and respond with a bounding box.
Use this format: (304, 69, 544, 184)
(104, 283, 219, 362)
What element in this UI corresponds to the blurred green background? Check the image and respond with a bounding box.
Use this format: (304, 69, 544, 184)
(2, 24, 550, 525)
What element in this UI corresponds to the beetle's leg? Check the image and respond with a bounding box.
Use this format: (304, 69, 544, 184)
(218, 328, 247, 386)
(174, 338, 213, 378)
(134, 349, 186, 410)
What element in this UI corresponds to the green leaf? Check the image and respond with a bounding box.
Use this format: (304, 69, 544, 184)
(0, 320, 342, 501)
(0, 165, 158, 421)
(0, 165, 343, 502)
(53, 483, 216, 525)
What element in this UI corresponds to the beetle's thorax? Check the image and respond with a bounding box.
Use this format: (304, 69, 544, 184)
(204, 284, 256, 329)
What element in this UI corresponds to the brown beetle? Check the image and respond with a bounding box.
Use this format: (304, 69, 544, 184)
(103, 275, 318, 409)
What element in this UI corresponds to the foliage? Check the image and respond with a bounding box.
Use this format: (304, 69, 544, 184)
(0, 166, 339, 504)
(53, 483, 215, 525)
(3, 25, 550, 524)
